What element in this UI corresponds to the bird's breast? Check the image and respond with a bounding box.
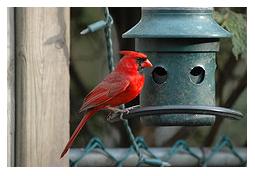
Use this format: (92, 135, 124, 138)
(128, 74, 145, 94)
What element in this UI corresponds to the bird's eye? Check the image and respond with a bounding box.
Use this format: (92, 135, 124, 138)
(137, 58, 145, 64)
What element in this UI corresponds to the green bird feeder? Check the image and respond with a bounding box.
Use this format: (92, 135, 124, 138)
(122, 7, 243, 126)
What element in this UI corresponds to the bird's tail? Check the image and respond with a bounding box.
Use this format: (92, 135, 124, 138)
(60, 109, 98, 158)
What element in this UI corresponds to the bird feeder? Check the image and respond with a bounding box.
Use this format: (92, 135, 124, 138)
(122, 7, 243, 126)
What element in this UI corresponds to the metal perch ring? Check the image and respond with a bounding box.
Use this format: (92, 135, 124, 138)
(116, 105, 243, 121)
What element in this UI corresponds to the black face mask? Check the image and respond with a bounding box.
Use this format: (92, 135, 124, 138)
(137, 58, 145, 73)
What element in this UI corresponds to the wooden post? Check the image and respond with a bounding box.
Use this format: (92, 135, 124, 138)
(15, 8, 70, 166)
(7, 7, 15, 167)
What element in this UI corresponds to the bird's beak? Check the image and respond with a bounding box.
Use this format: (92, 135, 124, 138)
(141, 59, 153, 68)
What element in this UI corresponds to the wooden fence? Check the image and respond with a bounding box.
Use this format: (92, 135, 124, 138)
(8, 7, 70, 166)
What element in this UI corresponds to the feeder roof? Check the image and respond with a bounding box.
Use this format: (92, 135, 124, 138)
(122, 7, 231, 39)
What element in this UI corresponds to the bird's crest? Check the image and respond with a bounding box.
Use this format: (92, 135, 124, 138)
(120, 50, 147, 59)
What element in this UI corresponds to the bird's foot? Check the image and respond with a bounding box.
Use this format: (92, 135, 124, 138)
(106, 112, 127, 122)
(105, 105, 141, 122)
(125, 105, 141, 111)
(106, 106, 128, 113)
(106, 105, 140, 114)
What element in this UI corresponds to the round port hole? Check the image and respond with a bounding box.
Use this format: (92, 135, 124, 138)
(189, 66, 205, 84)
(152, 66, 168, 84)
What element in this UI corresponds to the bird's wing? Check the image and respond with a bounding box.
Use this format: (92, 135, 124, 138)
(79, 72, 130, 113)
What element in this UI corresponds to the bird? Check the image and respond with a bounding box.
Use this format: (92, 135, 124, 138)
(60, 50, 153, 158)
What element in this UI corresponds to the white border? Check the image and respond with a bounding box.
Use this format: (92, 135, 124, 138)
(0, 0, 250, 7)
(0, 0, 252, 176)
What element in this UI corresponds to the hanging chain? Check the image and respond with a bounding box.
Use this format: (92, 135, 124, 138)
(102, 7, 144, 164)
(104, 7, 114, 72)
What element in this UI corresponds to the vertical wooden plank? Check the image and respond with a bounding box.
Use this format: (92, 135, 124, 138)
(15, 7, 70, 166)
(7, 7, 15, 167)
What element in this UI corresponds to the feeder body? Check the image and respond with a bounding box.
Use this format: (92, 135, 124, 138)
(138, 39, 217, 125)
(122, 8, 231, 126)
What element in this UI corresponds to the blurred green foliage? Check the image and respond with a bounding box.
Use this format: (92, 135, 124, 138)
(214, 8, 247, 59)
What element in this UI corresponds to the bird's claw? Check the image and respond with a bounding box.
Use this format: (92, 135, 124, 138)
(123, 108, 130, 114)
(105, 105, 141, 122)
(121, 105, 141, 115)
(106, 110, 126, 122)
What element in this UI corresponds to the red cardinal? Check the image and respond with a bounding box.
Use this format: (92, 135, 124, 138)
(60, 50, 153, 158)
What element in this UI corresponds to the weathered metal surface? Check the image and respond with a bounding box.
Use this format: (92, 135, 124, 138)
(140, 52, 216, 126)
